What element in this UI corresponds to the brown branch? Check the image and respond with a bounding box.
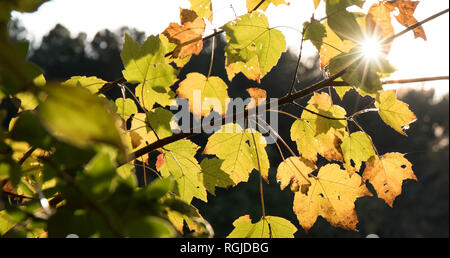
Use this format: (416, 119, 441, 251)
(331, 76, 450, 86)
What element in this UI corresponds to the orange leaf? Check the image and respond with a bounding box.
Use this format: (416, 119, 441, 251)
(366, 3, 395, 54)
(246, 87, 266, 110)
(385, 0, 427, 40)
(163, 8, 206, 58)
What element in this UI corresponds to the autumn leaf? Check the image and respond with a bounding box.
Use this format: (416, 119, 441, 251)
(199, 158, 233, 195)
(375, 90, 417, 136)
(227, 215, 297, 238)
(293, 164, 371, 232)
(313, 0, 321, 9)
(203, 124, 270, 185)
(385, 0, 427, 40)
(341, 131, 376, 172)
(163, 8, 206, 58)
(291, 92, 347, 163)
(318, 20, 357, 68)
(222, 12, 286, 82)
(189, 0, 213, 22)
(246, 87, 266, 110)
(363, 153, 417, 207)
(128, 113, 157, 151)
(276, 156, 316, 193)
(366, 2, 395, 54)
(135, 82, 176, 110)
(177, 72, 229, 117)
(246, 0, 289, 12)
(156, 139, 207, 203)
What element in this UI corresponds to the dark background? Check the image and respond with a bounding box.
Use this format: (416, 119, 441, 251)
(5, 19, 449, 238)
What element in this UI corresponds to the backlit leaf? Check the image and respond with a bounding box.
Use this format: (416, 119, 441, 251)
(384, 0, 427, 40)
(163, 9, 205, 58)
(293, 164, 370, 232)
(38, 84, 123, 149)
(203, 124, 270, 185)
(115, 98, 137, 121)
(375, 90, 417, 136)
(189, 0, 213, 21)
(156, 139, 207, 203)
(62, 76, 106, 94)
(177, 72, 229, 117)
(227, 215, 297, 238)
(363, 153, 417, 207)
(200, 158, 233, 195)
(222, 12, 286, 82)
(246, 0, 289, 12)
(276, 156, 316, 193)
(341, 131, 376, 172)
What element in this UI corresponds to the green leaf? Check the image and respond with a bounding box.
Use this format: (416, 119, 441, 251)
(222, 12, 286, 82)
(375, 90, 417, 136)
(326, 0, 365, 42)
(9, 111, 52, 149)
(62, 76, 106, 94)
(126, 216, 177, 238)
(115, 98, 137, 121)
(0, 210, 17, 236)
(341, 131, 375, 171)
(329, 47, 396, 94)
(121, 34, 178, 86)
(147, 177, 173, 200)
(200, 158, 233, 195)
(304, 20, 327, 51)
(156, 139, 207, 203)
(37, 84, 124, 149)
(135, 82, 176, 110)
(203, 124, 270, 185)
(189, 0, 212, 21)
(227, 215, 297, 238)
(146, 107, 174, 139)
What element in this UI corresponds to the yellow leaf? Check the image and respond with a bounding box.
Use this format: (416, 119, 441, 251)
(246, 0, 289, 12)
(375, 90, 417, 136)
(363, 153, 417, 207)
(293, 164, 371, 232)
(385, 0, 427, 40)
(177, 72, 229, 117)
(276, 156, 316, 193)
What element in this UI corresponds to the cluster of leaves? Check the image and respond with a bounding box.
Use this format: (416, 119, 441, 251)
(0, 0, 429, 238)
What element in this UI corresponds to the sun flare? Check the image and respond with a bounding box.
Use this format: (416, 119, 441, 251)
(361, 37, 383, 60)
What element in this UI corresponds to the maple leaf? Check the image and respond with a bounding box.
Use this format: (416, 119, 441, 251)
(384, 0, 427, 40)
(156, 139, 207, 203)
(293, 164, 371, 232)
(62, 76, 106, 94)
(246, 0, 289, 12)
(303, 19, 327, 51)
(115, 98, 137, 121)
(128, 113, 157, 152)
(291, 92, 347, 163)
(135, 82, 176, 110)
(366, 2, 395, 54)
(199, 158, 233, 195)
(227, 215, 297, 238)
(146, 107, 174, 139)
(189, 0, 213, 22)
(375, 90, 417, 136)
(222, 12, 286, 82)
(177, 72, 229, 117)
(246, 87, 266, 110)
(341, 132, 376, 173)
(203, 124, 270, 185)
(363, 153, 417, 207)
(318, 20, 357, 68)
(276, 156, 316, 193)
(163, 8, 206, 59)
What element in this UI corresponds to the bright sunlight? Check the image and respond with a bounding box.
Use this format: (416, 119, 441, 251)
(361, 37, 383, 60)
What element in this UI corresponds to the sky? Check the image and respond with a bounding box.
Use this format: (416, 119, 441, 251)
(11, 0, 450, 99)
